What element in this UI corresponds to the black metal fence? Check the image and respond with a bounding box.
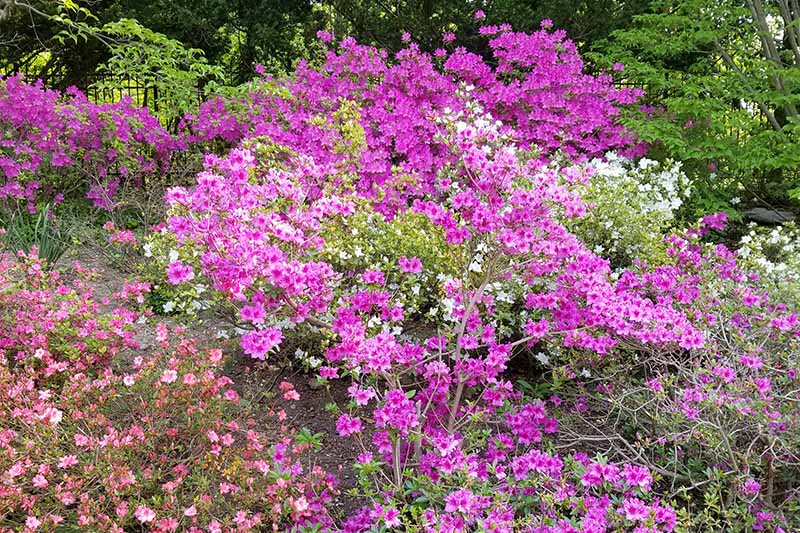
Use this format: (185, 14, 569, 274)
(81, 75, 159, 112)
(2, 65, 160, 110)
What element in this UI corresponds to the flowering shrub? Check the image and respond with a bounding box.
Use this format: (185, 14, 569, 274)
(0, 322, 336, 532)
(555, 226, 800, 532)
(163, 54, 708, 529)
(738, 221, 800, 301)
(137, 224, 214, 317)
(184, 22, 643, 216)
(320, 209, 458, 318)
(567, 153, 692, 268)
(0, 248, 138, 376)
(0, 75, 178, 210)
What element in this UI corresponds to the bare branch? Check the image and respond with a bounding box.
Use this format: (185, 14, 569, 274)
(714, 39, 786, 132)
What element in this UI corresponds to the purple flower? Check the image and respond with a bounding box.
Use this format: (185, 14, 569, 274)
(398, 256, 422, 274)
(166, 260, 194, 285)
(744, 478, 761, 496)
(336, 414, 363, 436)
(241, 328, 283, 360)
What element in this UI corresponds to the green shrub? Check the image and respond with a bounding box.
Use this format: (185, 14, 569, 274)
(320, 208, 459, 319)
(567, 153, 692, 268)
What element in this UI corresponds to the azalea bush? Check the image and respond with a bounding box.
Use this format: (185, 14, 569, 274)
(738, 221, 800, 302)
(552, 221, 800, 532)
(0, 75, 178, 211)
(567, 153, 692, 268)
(136, 223, 215, 317)
(0, 247, 138, 376)
(162, 34, 706, 528)
(0, 322, 336, 532)
(0, 231, 335, 533)
(320, 209, 458, 319)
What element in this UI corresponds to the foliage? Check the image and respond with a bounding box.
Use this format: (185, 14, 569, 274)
(592, 0, 800, 212)
(0, 0, 109, 87)
(2, 0, 654, 89)
(94, 18, 223, 129)
(567, 153, 692, 268)
(0, 0, 320, 86)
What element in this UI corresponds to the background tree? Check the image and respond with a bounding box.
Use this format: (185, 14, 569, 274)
(593, 0, 800, 214)
(2, 1, 655, 87)
(318, 0, 651, 55)
(0, 0, 111, 87)
(0, 0, 320, 85)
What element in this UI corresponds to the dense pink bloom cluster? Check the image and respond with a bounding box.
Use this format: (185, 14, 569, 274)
(0, 251, 336, 531)
(160, 26, 709, 529)
(0, 75, 178, 209)
(164, 147, 353, 354)
(184, 26, 642, 215)
(0, 249, 139, 373)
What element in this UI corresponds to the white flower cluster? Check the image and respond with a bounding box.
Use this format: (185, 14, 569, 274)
(437, 83, 511, 148)
(590, 153, 690, 218)
(570, 153, 692, 267)
(738, 222, 800, 297)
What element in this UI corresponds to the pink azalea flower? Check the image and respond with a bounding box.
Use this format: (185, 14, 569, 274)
(166, 260, 194, 285)
(134, 505, 156, 523)
(398, 256, 422, 273)
(336, 414, 363, 436)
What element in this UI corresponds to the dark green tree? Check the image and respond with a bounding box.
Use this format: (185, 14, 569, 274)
(0, 0, 320, 85)
(317, 0, 651, 56)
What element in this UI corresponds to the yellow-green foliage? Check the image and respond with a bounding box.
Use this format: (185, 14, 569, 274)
(320, 208, 459, 317)
(568, 154, 692, 269)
